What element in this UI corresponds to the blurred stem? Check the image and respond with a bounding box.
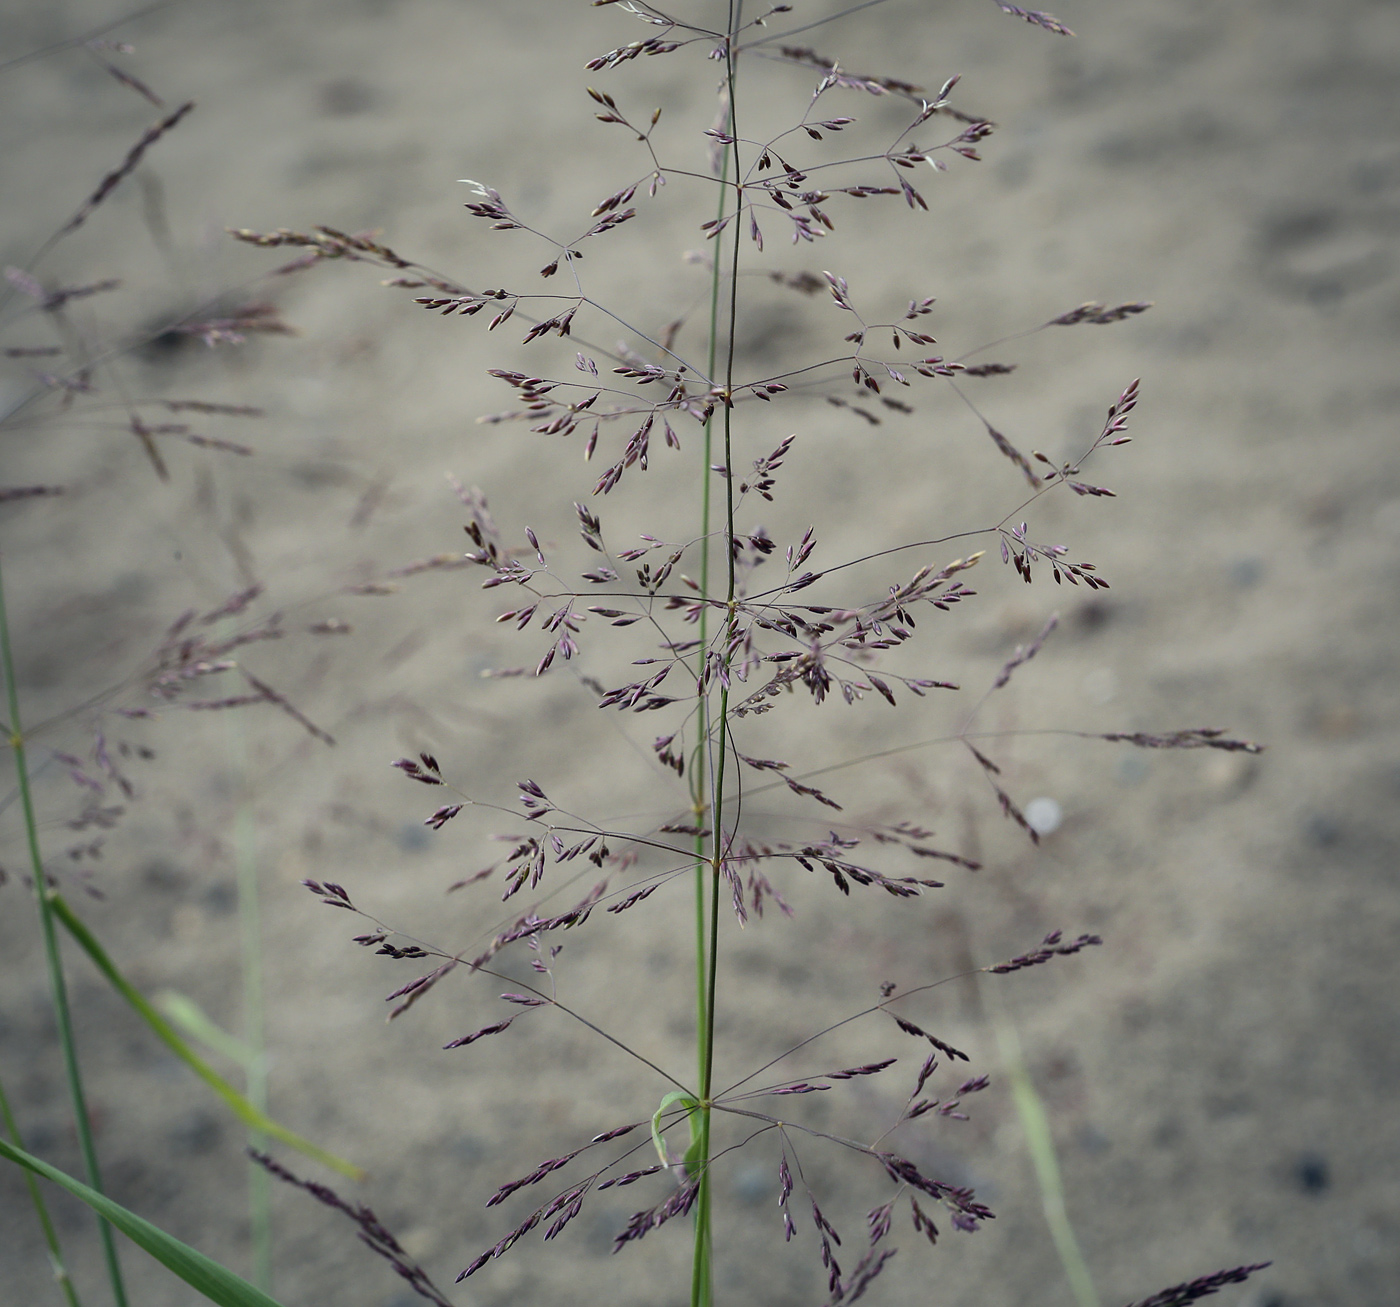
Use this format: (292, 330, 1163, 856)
(992, 1001, 1100, 1307)
(0, 1069, 84, 1307)
(236, 806, 270, 1291)
(223, 660, 271, 1291)
(0, 554, 129, 1307)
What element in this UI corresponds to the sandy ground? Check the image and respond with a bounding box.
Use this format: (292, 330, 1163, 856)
(1, 1, 1398, 1305)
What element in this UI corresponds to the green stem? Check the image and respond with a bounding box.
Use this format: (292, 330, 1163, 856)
(691, 105, 731, 1095)
(0, 556, 129, 1307)
(0, 1069, 84, 1307)
(691, 11, 744, 1305)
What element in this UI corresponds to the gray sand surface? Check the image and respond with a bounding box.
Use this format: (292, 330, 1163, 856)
(2, 2, 1397, 1305)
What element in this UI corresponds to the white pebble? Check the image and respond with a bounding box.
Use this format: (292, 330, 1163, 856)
(1024, 797, 1063, 835)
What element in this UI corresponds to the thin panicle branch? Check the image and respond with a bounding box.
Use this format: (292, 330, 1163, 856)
(61, 101, 195, 238)
(250, 1152, 456, 1307)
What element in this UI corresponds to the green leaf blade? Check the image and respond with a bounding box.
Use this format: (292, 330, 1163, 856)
(0, 1138, 288, 1307)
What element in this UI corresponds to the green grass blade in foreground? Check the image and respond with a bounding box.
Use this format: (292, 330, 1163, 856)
(52, 894, 366, 1181)
(0, 1138, 286, 1307)
(0, 1071, 83, 1307)
(0, 555, 130, 1307)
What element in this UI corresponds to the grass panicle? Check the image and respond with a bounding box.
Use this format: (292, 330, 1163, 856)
(237, 4, 1263, 1307)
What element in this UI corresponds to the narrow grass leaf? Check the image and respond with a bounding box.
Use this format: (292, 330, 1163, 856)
(0, 1138, 286, 1307)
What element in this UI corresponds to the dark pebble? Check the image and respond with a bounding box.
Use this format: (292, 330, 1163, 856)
(397, 823, 431, 852)
(1304, 814, 1343, 848)
(1294, 1152, 1329, 1195)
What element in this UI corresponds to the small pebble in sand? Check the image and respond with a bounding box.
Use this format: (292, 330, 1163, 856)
(1025, 797, 1063, 835)
(1293, 1152, 1330, 1195)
